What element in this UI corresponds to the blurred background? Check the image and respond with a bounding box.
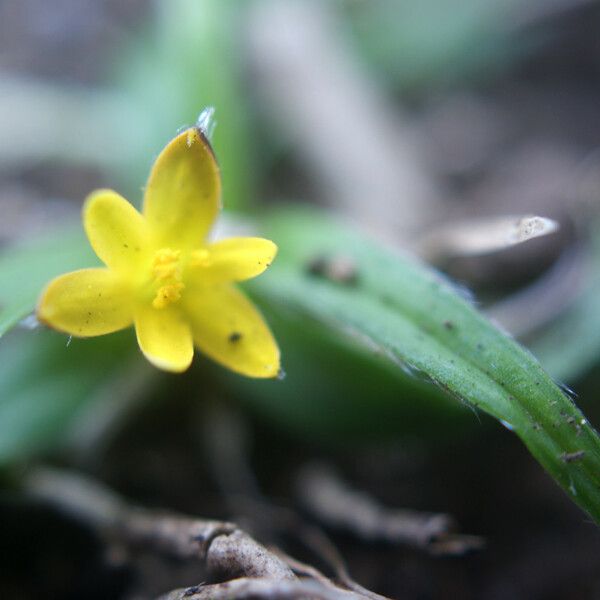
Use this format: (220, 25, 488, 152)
(1, 0, 600, 598)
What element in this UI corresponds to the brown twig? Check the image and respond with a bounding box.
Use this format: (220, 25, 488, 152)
(24, 467, 389, 600)
(276, 549, 392, 600)
(158, 576, 365, 600)
(25, 467, 236, 562)
(296, 464, 484, 555)
(198, 404, 394, 599)
(246, 0, 442, 240)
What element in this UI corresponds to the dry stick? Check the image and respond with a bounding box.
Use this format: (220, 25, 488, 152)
(25, 468, 291, 575)
(24, 468, 385, 600)
(158, 577, 365, 600)
(275, 549, 392, 600)
(216, 493, 393, 600)
(486, 243, 589, 337)
(199, 404, 392, 599)
(296, 464, 484, 555)
(282, 513, 389, 599)
(246, 0, 442, 240)
(418, 215, 559, 264)
(0, 71, 139, 170)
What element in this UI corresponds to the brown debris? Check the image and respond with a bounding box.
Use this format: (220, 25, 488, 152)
(306, 255, 359, 285)
(296, 464, 484, 555)
(560, 450, 585, 463)
(24, 467, 389, 600)
(158, 576, 364, 600)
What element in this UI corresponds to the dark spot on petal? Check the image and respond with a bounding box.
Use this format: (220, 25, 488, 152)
(228, 331, 242, 343)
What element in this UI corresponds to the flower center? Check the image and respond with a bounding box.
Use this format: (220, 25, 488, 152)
(189, 248, 211, 267)
(151, 248, 185, 309)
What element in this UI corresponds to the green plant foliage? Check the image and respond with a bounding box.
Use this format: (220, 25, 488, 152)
(1, 207, 600, 522)
(248, 207, 600, 522)
(114, 0, 254, 211)
(223, 303, 472, 441)
(344, 0, 537, 91)
(0, 228, 96, 337)
(0, 328, 134, 465)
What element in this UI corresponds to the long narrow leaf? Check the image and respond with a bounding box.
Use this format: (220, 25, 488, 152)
(250, 208, 600, 523)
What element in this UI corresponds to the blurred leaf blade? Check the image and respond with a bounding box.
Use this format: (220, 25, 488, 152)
(225, 302, 470, 440)
(115, 0, 254, 211)
(345, 0, 537, 91)
(0, 329, 135, 465)
(250, 207, 600, 523)
(0, 230, 135, 465)
(1, 207, 600, 523)
(0, 227, 96, 337)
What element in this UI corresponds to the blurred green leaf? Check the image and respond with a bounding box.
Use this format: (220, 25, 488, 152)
(225, 302, 471, 441)
(248, 207, 600, 523)
(345, 0, 538, 91)
(0, 228, 96, 337)
(114, 0, 254, 211)
(1, 207, 600, 523)
(0, 329, 134, 465)
(0, 229, 137, 465)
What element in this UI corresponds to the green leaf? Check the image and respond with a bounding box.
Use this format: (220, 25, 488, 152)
(0, 230, 144, 466)
(224, 303, 471, 441)
(1, 208, 600, 523)
(249, 207, 600, 523)
(0, 227, 97, 337)
(114, 0, 254, 211)
(345, 0, 537, 91)
(0, 328, 135, 465)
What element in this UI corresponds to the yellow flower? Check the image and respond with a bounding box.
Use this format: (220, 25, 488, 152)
(37, 125, 280, 377)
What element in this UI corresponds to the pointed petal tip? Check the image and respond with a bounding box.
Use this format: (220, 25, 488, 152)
(143, 125, 221, 247)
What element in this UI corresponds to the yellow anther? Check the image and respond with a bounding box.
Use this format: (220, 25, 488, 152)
(153, 250, 181, 278)
(153, 282, 185, 309)
(150, 248, 184, 306)
(153, 262, 178, 281)
(190, 248, 212, 267)
(153, 248, 181, 266)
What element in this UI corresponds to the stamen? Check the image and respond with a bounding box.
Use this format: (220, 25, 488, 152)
(154, 263, 178, 280)
(153, 248, 181, 272)
(153, 282, 185, 309)
(190, 248, 212, 267)
(151, 248, 184, 308)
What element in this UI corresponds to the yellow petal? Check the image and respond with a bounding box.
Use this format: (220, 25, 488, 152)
(37, 268, 133, 336)
(143, 128, 221, 249)
(83, 189, 148, 274)
(134, 304, 193, 372)
(189, 237, 278, 285)
(184, 285, 280, 378)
